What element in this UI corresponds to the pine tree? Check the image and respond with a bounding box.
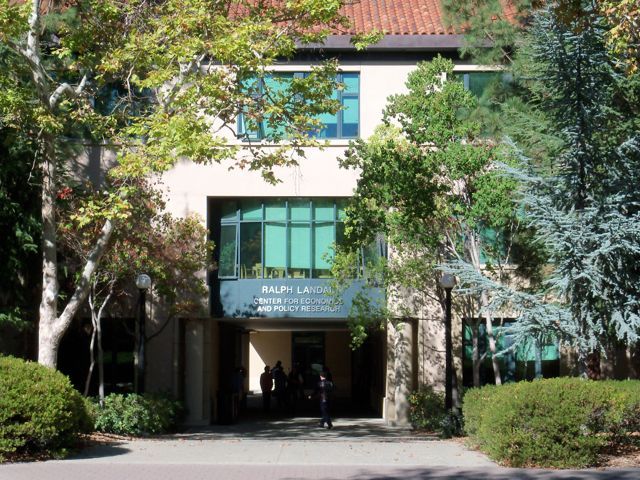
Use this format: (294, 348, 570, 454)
(446, 4, 640, 377)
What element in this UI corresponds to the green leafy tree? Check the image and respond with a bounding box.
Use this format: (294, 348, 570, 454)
(0, 129, 40, 332)
(59, 180, 211, 402)
(336, 57, 519, 386)
(0, 0, 358, 368)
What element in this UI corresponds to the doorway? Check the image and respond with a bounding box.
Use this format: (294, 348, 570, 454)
(291, 332, 325, 390)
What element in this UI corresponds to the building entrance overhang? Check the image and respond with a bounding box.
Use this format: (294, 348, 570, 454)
(219, 316, 348, 332)
(217, 278, 383, 320)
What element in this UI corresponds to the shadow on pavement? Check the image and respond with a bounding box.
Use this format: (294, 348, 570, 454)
(178, 393, 436, 442)
(70, 442, 131, 460)
(179, 415, 438, 442)
(279, 466, 640, 480)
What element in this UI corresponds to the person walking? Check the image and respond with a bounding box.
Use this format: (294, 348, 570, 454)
(260, 365, 273, 413)
(311, 370, 334, 429)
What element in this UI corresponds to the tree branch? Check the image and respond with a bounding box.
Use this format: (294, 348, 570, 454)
(49, 73, 89, 110)
(55, 217, 116, 337)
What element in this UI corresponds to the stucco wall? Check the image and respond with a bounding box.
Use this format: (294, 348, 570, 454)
(325, 330, 352, 397)
(248, 331, 292, 392)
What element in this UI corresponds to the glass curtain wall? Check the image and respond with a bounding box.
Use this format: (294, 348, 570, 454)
(218, 199, 347, 279)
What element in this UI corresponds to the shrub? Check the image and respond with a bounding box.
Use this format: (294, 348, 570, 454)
(93, 393, 182, 436)
(463, 378, 640, 468)
(408, 387, 447, 432)
(0, 355, 93, 461)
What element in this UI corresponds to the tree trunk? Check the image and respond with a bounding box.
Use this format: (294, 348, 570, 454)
(84, 317, 97, 397)
(534, 340, 543, 379)
(586, 350, 602, 380)
(96, 311, 105, 405)
(628, 342, 640, 379)
(482, 291, 503, 386)
(472, 321, 481, 387)
(466, 230, 502, 385)
(38, 133, 60, 368)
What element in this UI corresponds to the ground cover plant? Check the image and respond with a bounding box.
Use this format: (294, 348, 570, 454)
(463, 377, 640, 468)
(93, 393, 182, 436)
(0, 355, 92, 461)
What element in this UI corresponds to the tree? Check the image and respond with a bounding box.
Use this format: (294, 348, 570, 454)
(599, 0, 640, 74)
(0, 128, 40, 333)
(59, 180, 210, 402)
(442, 0, 541, 65)
(335, 57, 520, 386)
(443, 3, 640, 378)
(0, 0, 358, 367)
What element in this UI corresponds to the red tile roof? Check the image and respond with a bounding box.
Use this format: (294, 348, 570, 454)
(232, 1, 517, 37)
(340, 0, 453, 35)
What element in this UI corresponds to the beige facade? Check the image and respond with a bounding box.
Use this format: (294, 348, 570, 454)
(141, 57, 489, 426)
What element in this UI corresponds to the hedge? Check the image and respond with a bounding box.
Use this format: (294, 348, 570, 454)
(93, 393, 182, 436)
(0, 355, 93, 461)
(463, 377, 640, 468)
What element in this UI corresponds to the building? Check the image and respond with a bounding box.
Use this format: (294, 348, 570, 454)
(59, 1, 550, 426)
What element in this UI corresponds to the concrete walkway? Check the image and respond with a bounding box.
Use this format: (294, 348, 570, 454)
(0, 416, 638, 479)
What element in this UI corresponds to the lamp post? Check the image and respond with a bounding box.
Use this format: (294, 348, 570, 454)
(135, 273, 151, 394)
(439, 273, 456, 412)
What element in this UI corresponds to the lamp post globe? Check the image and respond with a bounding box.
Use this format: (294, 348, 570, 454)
(439, 273, 456, 290)
(136, 273, 152, 290)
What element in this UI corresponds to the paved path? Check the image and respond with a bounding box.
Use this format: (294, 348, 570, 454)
(0, 417, 638, 479)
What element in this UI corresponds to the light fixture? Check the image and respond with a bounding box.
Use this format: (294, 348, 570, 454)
(439, 273, 456, 290)
(136, 273, 152, 290)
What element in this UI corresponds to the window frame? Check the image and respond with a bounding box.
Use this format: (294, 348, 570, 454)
(237, 72, 360, 141)
(218, 198, 346, 280)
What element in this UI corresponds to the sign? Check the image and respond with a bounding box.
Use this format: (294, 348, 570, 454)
(218, 278, 381, 319)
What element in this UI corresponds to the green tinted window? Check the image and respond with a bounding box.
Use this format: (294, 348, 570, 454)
(241, 199, 262, 220)
(239, 72, 359, 140)
(240, 223, 262, 278)
(314, 223, 334, 277)
(221, 201, 238, 221)
(314, 200, 334, 221)
(218, 199, 356, 279)
(265, 200, 287, 221)
(289, 225, 311, 276)
(290, 199, 311, 221)
(342, 73, 359, 94)
(264, 223, 286, 278)
(218, 225, 237, 277)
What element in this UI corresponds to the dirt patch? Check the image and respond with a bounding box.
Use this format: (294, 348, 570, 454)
(599, 444, 640, 468)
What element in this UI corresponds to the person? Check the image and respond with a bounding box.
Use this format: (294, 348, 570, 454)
(260, 365, 273, 413)
(271, 360, 287, 411)
(232, 366, 246, 414)
(311, 370, 334, 429)
(287, 364, 304, 414)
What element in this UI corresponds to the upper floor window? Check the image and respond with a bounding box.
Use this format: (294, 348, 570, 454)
(454, 71, 512, 99)
(237, 72, 360, 141)
(217, 198, 347, 280)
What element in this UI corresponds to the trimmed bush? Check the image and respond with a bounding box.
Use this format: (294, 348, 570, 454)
(408, 387, 446, 432)
(0, 355, 93, 461)
(94, 393, 182, 436)
(408, 386, 464, 437)
(463, 378, 640, 468)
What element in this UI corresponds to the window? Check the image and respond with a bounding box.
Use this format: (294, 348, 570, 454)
(217, 198, 348, 279)
(462, 319, 560, 386)
(237, 72, 360, 140)
(454, 71, 510, 98)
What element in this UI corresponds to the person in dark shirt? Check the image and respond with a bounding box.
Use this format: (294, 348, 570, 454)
(271, 360, 287, 411)
(260, 365, 273, 413)
(311, 370, 334, 429)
